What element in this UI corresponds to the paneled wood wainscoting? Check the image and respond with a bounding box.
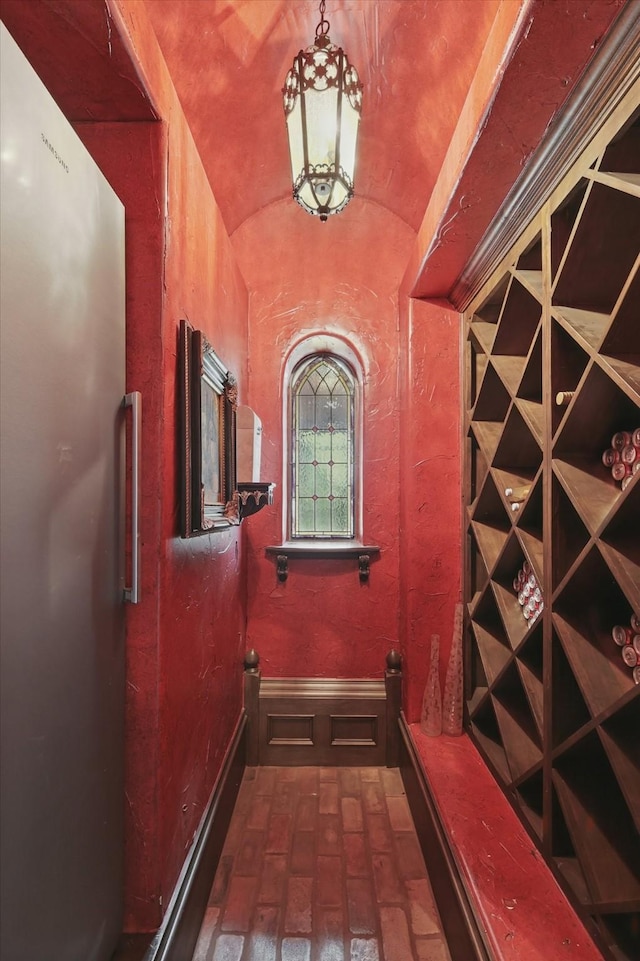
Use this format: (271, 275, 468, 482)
(243, 651, 402, 769)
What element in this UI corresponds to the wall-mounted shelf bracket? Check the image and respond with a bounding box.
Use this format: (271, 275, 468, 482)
(236, 482, 275, 520)
(266, 544, 380, 582)
(276, 554, 288, 581)
(358, 554, 371, 582)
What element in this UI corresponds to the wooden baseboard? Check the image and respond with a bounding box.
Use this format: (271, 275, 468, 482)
(398, 714, 490, 961)
(144, 714, 246, 961)
(257, 677, 389, 766)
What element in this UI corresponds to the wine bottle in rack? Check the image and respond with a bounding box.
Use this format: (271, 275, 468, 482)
(504, 485, 530, 508)
(603, 426, 640, 490)
(612, 462, 631, 482)
(610, 614, 640, 681)
(555, 390, 574, 406)
(612, 430, 632, 451)
(514, 563, 543, 624)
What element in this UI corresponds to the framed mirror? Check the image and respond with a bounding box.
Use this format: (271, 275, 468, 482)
(179, 318, 238, 536)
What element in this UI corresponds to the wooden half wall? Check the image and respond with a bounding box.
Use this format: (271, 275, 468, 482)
(243, 652, 403, 768)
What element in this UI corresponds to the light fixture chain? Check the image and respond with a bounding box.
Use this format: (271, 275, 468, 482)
(316, 0, 330, 38)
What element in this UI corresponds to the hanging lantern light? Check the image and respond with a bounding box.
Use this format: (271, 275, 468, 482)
(282, 0, 363, 222)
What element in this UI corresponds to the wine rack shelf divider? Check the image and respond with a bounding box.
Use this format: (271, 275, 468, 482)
(463, 82, 640, 961)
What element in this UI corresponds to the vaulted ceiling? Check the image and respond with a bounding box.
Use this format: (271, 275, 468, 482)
(144, 0, 503, 236)
(0, 0, 627, 295)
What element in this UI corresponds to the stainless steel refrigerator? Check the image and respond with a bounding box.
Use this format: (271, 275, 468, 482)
(1, 22, 130, 961)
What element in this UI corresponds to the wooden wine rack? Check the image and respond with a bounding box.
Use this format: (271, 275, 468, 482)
(463, 85, 640, 961)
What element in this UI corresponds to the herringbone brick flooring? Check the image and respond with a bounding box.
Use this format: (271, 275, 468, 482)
(191, 766, 452, 961)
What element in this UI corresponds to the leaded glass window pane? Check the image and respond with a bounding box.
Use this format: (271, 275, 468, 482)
(291, 356, 355, 538)
(332, 498, 349, 532)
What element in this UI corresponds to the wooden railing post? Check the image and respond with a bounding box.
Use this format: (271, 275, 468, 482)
(244, 649, 261, 766)
(385, 649, 402, 767)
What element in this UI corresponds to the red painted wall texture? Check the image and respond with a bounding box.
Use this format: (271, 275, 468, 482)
(234, 190, 461, 717)
(235, 198, 416, 682)
(398, 296, 461, 723)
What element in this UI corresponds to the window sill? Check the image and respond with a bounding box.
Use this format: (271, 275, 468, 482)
(265, 543, 380, 582)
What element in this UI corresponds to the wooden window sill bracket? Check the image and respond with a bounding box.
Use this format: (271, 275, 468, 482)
(265, 543, 380, 582)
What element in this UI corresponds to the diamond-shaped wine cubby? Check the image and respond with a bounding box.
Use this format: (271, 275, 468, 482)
(599, 267, 640, 397)
(598, 107, 640, 176)
(493, 404, 542, 484)
(491, 532, 542, 651)
(552, 302, 610, 356)
(492, 463, 540, 524)
(491, 662, 542, 782)
(597, 914, 640, 961)
(598, 697, 640, 833)
(472, 361, 511, 431)
(553, 362, 640, 534)
(515, 624, 544, 738)
(469, 473, 510, 573)
(516, 232, 542, 272)
(598, 479, 640, 613)
(469, 320, 496, 357)
(468, 275, 510, 365)
(467, 334, 489, 408)
(492, 273, 542, 361)
(468, 693, 510, 785)
(553, 547, 638, 718)
(470, 589, 512, 688)
(466, 631, 488, 715)
(515, 330, 543, 445)
(551, 476, 591, 592)
(467, 425, 490, 505)
(551, 319, 590, 437)
(490, 354, 528, 400)
(553, 180, 640, 317)
(551, 178, 590, 281)
(514, 475, 543, 574)
(514, 768, 543, 842)
(551, 786, 591, 907)
(553, 731, 640, 910)
(467, 526, 489, 604)
(551, 630, 591, 750)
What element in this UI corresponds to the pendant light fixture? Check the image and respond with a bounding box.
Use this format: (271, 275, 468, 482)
(282, 0, 363, 222)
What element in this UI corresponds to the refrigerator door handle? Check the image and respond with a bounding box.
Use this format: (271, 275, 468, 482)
(123, 391, 141, 604)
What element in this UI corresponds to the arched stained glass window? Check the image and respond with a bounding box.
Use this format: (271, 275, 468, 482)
(290, 355, 355, 538)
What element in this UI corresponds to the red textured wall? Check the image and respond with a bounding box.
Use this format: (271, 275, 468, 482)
(235, 195, 461, 718)
(398, 296, 461, 723)
(235, 198, 415, 680)
(78, 1, 250, 930)
(156, 101, 248, 914)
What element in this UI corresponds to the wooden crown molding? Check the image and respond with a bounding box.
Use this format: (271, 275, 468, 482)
(450, 2, 640, 312)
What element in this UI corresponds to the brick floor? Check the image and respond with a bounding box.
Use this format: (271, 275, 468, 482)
(192, 767, 452, 961)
